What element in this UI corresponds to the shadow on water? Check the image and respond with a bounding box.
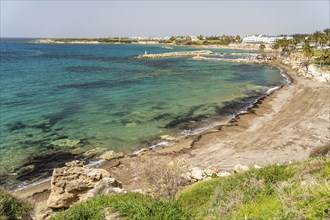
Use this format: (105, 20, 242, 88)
(43, 54, 134, 64)
(43, 104, 81, 126)
(57, 78, 144, 90)
(164, 105, 206, 129)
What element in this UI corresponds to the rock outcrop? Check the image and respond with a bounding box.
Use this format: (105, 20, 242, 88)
(98, 150, 125, 161)
(47, 160, 123, 209)
(184, 164, 256, 182)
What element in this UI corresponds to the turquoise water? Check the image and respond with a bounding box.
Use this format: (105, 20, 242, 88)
(0, 39, 286, 186)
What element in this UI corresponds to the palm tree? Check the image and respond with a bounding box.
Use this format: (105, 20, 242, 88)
(290, 38, 300, 53)
(277, 39, 290, 56)
(272, 43, 280, 57)
(316, 49, 330, 68)
(259, 44, 266, 52)
(319, 33, 329, 49)
(312, 31, 322, 48)
(302, 40, 314, 72)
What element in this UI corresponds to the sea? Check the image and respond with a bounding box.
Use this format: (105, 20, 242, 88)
(0, 38, 288, 188)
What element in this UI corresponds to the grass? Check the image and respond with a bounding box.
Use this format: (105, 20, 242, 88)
(177, 158, 330, 219)
(51, 157, 330, 220)
(50, 193, 195, 220)
(0, 188, 32, 220)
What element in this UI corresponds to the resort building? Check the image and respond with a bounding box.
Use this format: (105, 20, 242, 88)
(243, 35, 293, 44)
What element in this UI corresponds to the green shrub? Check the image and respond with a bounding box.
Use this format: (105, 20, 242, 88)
(0, 189, 32, 220)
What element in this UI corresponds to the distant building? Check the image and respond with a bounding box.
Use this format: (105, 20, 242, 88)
(242, 35, 293, 44)
(190, 36, 200, 42)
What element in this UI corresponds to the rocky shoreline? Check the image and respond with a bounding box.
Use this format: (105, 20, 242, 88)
(12, 53, 330, 219)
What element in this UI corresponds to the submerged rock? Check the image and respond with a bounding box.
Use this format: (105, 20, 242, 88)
(51, 138, 80, 148)
(47, 160, 123, 209)
(6, 121, 27, 131)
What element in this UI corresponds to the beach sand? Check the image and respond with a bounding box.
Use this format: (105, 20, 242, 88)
(184, 61, 329, 169)
(14, 60, 330, 206)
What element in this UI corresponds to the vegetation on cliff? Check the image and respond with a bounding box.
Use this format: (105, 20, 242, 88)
(272, 29, 330, 71)
(0, 188, 32, 220)
(50, 157, 330, 220)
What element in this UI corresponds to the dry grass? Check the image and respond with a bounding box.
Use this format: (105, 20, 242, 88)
(309, 144, 330, 158)
(140, 157, 190, 199)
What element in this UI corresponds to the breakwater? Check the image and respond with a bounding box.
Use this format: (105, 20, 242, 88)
(137, 50, 213, 59)
(191, 56, 269, 64)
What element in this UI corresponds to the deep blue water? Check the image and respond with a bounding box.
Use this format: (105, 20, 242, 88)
(0, 38, 286, 186)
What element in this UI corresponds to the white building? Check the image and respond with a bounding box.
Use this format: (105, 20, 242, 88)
(243, 35, 293, 44)
(190, 36, 200, 42)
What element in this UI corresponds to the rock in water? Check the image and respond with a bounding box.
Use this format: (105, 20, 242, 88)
(98, 150, 125, 161)
(51, 138, 80, 148)
(47, 160, 122, 209)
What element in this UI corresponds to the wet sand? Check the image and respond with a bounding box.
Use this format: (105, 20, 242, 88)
(14, 60, 330, 202)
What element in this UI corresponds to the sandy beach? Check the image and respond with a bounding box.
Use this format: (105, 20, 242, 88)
(14, 59, 330, 211)
(184, 61, 329, 169)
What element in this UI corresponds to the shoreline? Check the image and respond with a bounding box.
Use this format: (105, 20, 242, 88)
(13, 57, 329, 206)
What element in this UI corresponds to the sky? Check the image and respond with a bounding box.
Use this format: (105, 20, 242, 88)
(1, 0, 329, 38)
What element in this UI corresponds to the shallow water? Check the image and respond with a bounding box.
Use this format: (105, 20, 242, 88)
(0, 39, 286, 186)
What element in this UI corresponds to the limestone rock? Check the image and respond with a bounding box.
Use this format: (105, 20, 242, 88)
(160, 135, 176, 141)
(84, 177, 124, 199)
(216, 171, 231, 177)
(82, 147, 107, 157)
(233, 164, 250, 173)
(47, 160, 122, 209)
(182, 172, 194, 182)
(203, 167, 218, 176)
(253, 164, 262, 169)
(133, 148, 149, 156)
(98, 150, 125, 161)
(190, 167, 205, 180)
